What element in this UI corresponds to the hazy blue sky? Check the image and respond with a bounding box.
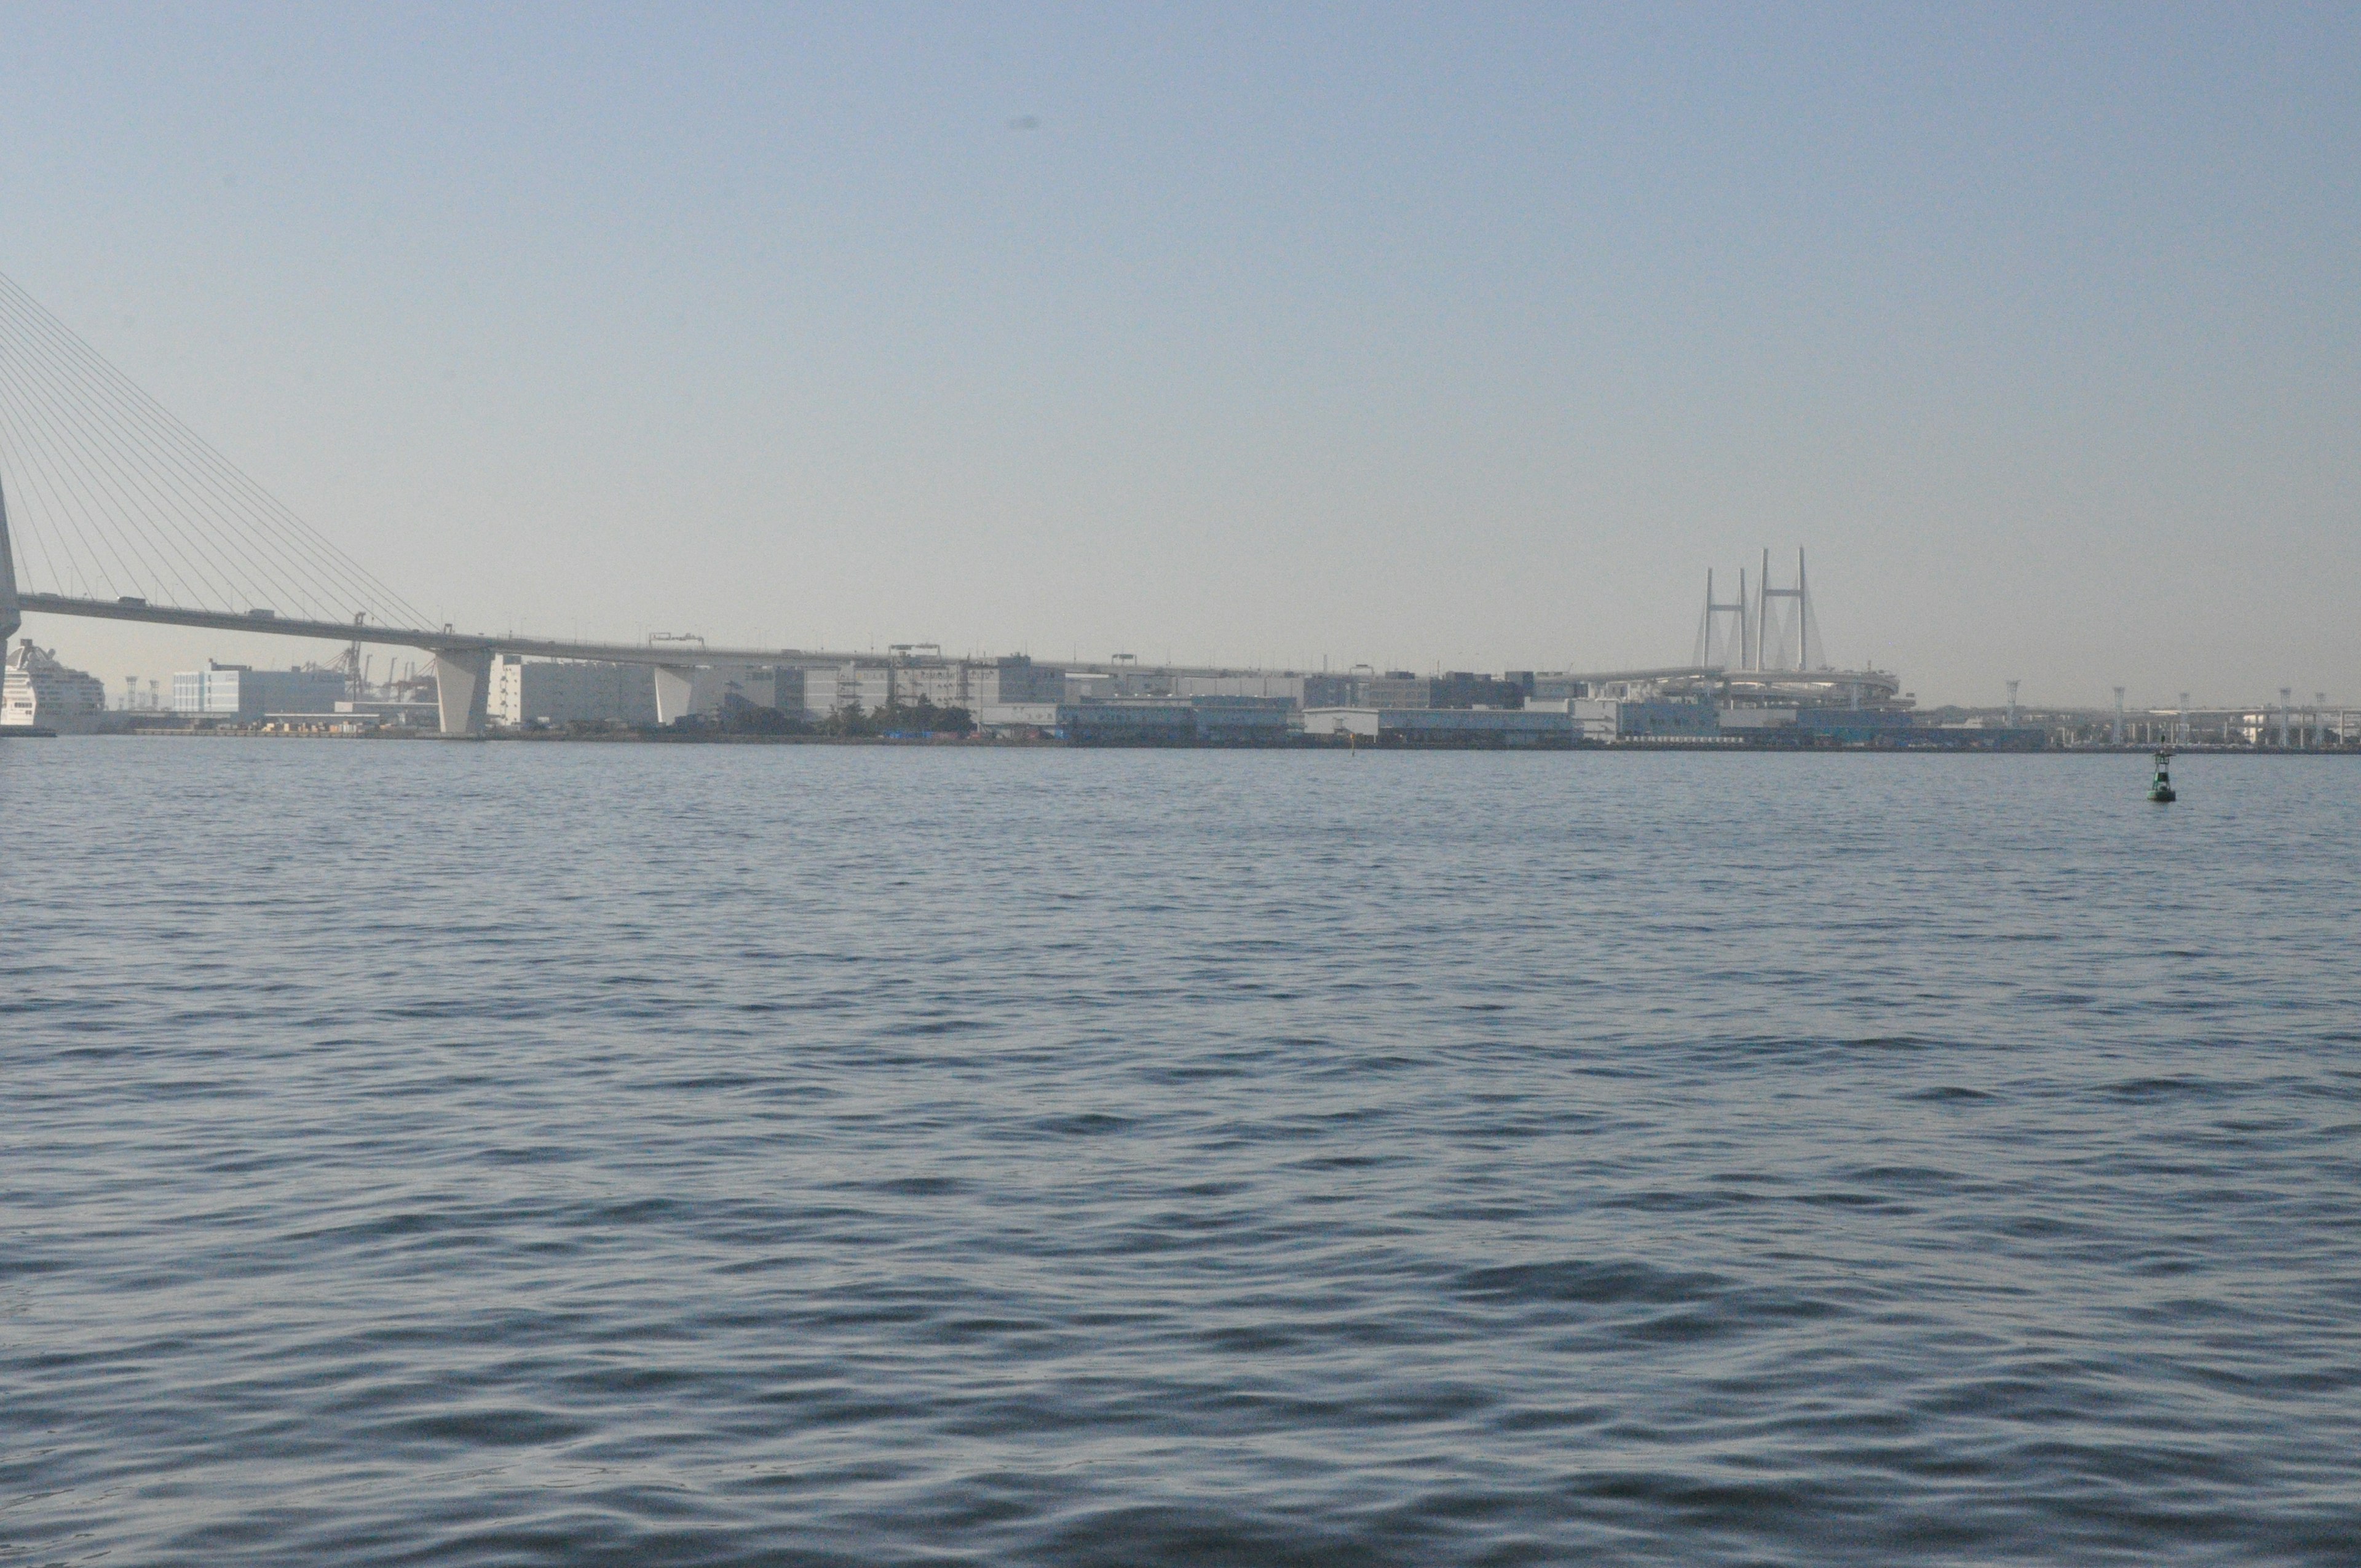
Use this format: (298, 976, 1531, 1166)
(2, 1, 2354, 706)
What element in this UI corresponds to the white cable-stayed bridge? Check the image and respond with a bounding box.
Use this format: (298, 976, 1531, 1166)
(0, 269, 1194, 734)
(1, 270, 1904, 737)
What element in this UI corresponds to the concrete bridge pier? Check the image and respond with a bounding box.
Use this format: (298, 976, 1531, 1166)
(652, 665, 698, 725)
(431, 648, 491, 737)
(1, 476, 21, 645)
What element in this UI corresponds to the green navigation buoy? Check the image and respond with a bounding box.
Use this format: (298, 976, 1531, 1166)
(2149, 748, 2177, 803)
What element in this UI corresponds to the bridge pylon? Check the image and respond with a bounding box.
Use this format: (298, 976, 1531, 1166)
(652, 666, 700, 725)
(430, 649, 491, 737)
(1, 473, 20, 646)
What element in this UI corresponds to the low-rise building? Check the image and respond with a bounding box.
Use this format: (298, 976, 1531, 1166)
(1358, 673, 1431, 708)
(700, 664, 799, 718)
(1064, 668, 1176, 701)
(1062, 700, 1197, 745)
(1715, 705, 1797, 734)
(793, 657, 1056, 719)
(172, 662, 346, 722)
(764, 667, 807, 716)
(1793, 707, 1923, 745)
(491, 656, 660, 727)
(1184, 697, 1295, 744)
(338, 697, 441, 730)
(977, 697, 1295, 745)
(1176, 673, 1355, 707)
(975, 702, 1062, 737)
(1302, 707, 1578, 747)
(984, 655, 1066, 705)
(492, 659, 818, 726)
(1592, 698, 1721, 740)
(802, 663, 892, 718)
(1431, 672, 1529, 710)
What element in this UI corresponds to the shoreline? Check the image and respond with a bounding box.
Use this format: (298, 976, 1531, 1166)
(19, 726, 2355, 756)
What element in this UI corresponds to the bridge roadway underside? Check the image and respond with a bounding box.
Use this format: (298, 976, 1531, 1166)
(14, 593, 1244, 736)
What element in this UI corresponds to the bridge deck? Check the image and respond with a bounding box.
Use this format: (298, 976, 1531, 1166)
(14, 593, 1250, 678)
(19, 592, 852, 667)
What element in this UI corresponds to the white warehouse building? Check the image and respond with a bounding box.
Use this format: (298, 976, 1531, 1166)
(491, 656, 659, 727)
(491, 657, 805, 727)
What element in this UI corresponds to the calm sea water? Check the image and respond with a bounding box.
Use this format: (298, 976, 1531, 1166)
(3, 740, 2357, 1566)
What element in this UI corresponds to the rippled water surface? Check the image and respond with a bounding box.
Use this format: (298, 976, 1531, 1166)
(4, 740, 2358, 1565)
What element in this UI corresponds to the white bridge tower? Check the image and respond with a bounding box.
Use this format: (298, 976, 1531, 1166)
(1, 472, 20, 646)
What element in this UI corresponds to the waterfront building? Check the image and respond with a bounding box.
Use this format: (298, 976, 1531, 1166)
(802, 663, 892, 718)
(1301, 707, 1578, 747)
(1430, 673, 1530, 710)
(1175, 673, 1356, 706)
(170, 662, 345, 722)
(1061, 700, 1196, 745)
(658, 663, 775, 721)
(1610, 699, 1722, 740)
(795, 657, 1053, 719)
(764, 667, 807, 717)
(1358, 673, 1431, 708)
(1790, 707, 1926, 745)
(975, 701, 1061, 737)
(976, 697, 1295, 745)
(338, 697, 443, 730)
(1183, 697, 1296, 744)
(488, 657, 816, 726)
(1064, 668, 1174, 701)
(1715, 705, 1799, 732)
(490, 656, 659, 727)
(879, 660, 992, 711)
(989, 656, 1067, 704)
(4, 639, 108, 732)
(691, 663, 803, 719)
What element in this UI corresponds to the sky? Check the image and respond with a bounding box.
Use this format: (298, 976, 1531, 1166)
(1, 1, 2355, 708)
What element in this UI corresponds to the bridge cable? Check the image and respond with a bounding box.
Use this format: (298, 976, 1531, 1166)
(0, 277, 403, 622)
(0, 282, 363, 620)
(0, 307, 243, 609)
(0, 285, 357, 619)
(0, 269, 435, 630)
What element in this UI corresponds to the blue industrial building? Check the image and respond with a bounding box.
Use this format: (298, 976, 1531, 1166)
(172, 662, 347, 721)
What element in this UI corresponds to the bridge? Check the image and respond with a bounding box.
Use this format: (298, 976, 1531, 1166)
(2, 269, 1904, 732)
(3, 584, 880, 735)
(0, 269, 1228, 735)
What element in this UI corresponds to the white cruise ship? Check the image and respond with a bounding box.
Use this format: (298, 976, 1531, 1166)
(3, 640, 109, 733)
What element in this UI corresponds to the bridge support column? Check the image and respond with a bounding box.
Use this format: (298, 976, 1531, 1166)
(431, 649, 491, 737)
(1, 473, 21, 645)
(652, 665, 698, 726)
